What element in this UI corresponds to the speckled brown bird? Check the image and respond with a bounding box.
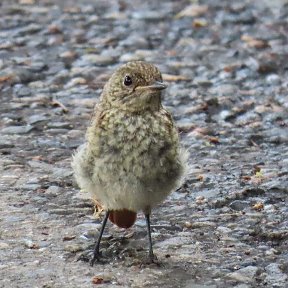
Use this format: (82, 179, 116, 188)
(72, 61, 188, 266)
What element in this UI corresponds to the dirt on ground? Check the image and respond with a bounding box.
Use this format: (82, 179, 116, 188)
(0, 0, 287, 287)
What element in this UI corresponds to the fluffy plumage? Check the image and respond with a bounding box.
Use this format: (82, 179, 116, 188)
(72, 61, 187, 227)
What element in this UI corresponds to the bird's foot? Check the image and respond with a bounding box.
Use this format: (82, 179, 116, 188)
(90, 250, 108, 266)
(77, 250, 107, 266)
(77, 253, 91, 263)
(141, 253, 161, 267)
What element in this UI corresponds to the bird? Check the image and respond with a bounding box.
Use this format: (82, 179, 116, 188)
(72, 61, 188, 266)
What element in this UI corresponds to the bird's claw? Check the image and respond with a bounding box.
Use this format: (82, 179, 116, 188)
(141, 254, 161, 267)
(77, 250, 107, 266)
(90, 254, 100, 266)
(90, 251, 109, 266)
(77, 255, 90, 263)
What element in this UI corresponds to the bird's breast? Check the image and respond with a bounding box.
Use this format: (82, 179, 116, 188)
(88, 108, 181, 185)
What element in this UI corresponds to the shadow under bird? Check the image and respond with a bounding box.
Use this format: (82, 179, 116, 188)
(72, 61, 187, 266)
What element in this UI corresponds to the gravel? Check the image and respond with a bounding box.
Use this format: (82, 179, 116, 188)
(0, 0, 287, 287)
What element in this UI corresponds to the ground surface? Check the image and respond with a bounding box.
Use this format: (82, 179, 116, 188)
(0, 0, 288, 287)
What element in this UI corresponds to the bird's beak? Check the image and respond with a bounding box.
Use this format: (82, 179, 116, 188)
(136, 81, 167, 91)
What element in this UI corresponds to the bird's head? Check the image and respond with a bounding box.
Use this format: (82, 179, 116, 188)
(101, 61, 167, 112)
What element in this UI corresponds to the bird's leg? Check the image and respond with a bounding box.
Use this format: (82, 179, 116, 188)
(90, 210, 110, 266)
(145, 213, 158, 263)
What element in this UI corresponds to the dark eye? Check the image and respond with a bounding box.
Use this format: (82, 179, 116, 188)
(124, 75, 133, 86)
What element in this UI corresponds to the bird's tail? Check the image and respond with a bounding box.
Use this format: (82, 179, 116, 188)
(109, 209, 137, 228)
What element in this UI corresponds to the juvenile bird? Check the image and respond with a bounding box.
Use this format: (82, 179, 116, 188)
(72, 61, 187, 266)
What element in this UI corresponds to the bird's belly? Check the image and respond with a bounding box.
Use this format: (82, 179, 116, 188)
(91, 138, 181, 212)
(76, 113, 185, 212)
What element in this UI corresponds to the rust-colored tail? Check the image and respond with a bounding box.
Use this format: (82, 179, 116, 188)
(109, 209, 137, 229)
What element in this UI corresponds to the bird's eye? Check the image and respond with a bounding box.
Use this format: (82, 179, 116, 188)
(123, 75, 133, 86)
